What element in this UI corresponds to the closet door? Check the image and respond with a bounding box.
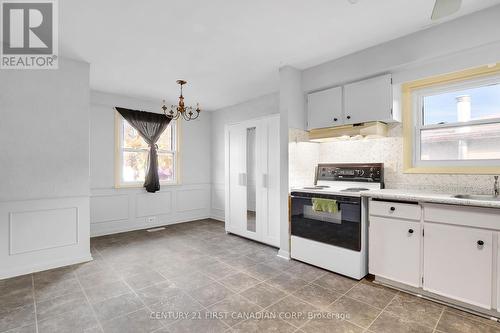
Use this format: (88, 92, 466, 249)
(225, 121, 261, 242)
(226, 123, 247, 235)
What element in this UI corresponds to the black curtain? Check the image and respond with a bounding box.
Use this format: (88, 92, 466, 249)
(115, 107, 172, 193)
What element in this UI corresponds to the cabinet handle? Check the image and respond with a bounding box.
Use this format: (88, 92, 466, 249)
(477, 240, 484, 246)
(347, 115, 351, 120)
(333, 118, 338, 122)
(408, 229, 414, 234)
(390, 207, 396, 211)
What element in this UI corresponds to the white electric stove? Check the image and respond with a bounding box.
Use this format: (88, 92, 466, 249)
(290, 163, 384, 280)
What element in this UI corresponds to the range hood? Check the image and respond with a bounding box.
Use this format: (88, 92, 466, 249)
(308, 121, 388, 142)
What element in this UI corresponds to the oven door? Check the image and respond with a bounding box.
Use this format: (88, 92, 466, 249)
(290, 193, 361, 251)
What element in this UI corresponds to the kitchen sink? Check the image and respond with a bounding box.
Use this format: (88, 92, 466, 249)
(453, 194, 500, 201)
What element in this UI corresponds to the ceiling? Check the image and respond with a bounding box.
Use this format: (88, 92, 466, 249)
(60, 0, 500, 110)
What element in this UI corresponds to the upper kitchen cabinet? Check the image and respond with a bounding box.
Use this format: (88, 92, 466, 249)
(344, 74, 393, 125)
(307, 86, 343, 130)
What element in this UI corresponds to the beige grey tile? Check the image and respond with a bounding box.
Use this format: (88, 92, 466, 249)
(37, 303, 99, 333)
(384, 293, 443, 328)
(221, 256, 260, 270)
(198, 261, 238, 280)
(286, 263, 328, 281)
(123, 271, 166, 291)
(34, 266, 76, 284)
(36, 291, 87, 321)
(84, 280, 132, 304)
(436, 310, 500, 333)
(345, 282, 397, 309)
(293, 284, 341, 309)
(262, 257, 297, 271)
(240, 283, 288, 308)
(100, 308, 163, 333)
(266, 295, 318, 328)
(166, 313, 229, 333)
(92, 293, 144, 322)
(207, 294, 262, 326)
(313, 273, 358, 294)
(0, 288, 34, 312)
(267, 272, 309, 293)
(243, 263, 282, 281)
(169, 271, 214, 291)
(232, 316, 296, 333)
(369, 311, 433, 333)
(328, 296, 381, 328)
(220, 272, 260, 293)
(34, 277, 81, 302)
(148, 293, 204, 325)
(77, 270, 121, 290)
(302, 316, 363, 333)
(135, 280, 182, 306)
(444, 306, 500, 329)
(0, 304, 35, 332)
(0, 274, 32, 291)
(189, 282, 234, 307)
(2, 324, 37, 333)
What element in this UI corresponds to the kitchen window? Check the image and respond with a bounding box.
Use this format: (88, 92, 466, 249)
(115, 115, 178, 186)
(403, 64, 500, 174)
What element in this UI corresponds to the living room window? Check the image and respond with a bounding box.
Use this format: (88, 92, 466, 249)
(403, 64, 500, 174)
(116, 115, 178, 186)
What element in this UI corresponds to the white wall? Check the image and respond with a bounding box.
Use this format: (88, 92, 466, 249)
(89, 91, 212, 236)
(210, 92, 279, 220)
(0, 58, 91, 278)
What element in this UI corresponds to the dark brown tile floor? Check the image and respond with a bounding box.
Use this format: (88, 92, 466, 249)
(1, 219, 500, 333)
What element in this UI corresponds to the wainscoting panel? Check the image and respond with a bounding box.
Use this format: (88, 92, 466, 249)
(0, 196, 91, 279)
(90, 194, 129, 223)
(10, 207, 78, 255)
(90, 183, 211, 236)
(176, 188, 209, 212)
(136, 191, 172, 217)
(211, 183, 225, 221)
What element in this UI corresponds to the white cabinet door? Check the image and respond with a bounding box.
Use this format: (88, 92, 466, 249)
(307, 86, 343, 130)
(369, 216, 421, 287)
(423, 223, 493, 309)
(344, 74, 392, 125)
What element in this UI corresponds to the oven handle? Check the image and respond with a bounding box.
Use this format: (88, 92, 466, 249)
(290, 195, 358, 205)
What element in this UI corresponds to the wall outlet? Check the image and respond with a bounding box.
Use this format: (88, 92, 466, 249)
(147, 216, 157, 224)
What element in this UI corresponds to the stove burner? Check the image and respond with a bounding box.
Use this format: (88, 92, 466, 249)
(341, 187, 370, 192)
(302, 185, 330, 190)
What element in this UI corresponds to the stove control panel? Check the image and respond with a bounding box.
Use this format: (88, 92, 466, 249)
(316, 163, 383, 183)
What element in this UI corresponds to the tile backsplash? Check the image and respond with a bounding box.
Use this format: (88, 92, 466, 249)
(289, 125, 496, 194)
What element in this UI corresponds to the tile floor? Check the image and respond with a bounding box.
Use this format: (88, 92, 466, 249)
(1, 219, 500, 333)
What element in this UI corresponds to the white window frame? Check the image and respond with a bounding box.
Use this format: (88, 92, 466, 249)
(115, 113, 179, 188)
(412, 74, 500, 168)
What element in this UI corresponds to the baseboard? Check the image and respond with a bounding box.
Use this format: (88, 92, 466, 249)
(210, 214, 224, 222)
(0, 254, 93, 279)
(91, 214, 212, 237)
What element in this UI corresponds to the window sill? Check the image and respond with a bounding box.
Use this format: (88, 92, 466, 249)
(403, 166, 500, 174)
(115, 181, 179, 189)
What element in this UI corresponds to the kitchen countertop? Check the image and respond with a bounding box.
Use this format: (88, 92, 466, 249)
(361, 189, 500, 209)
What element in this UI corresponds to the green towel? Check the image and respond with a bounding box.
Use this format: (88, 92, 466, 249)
(312, 198, 339, 213)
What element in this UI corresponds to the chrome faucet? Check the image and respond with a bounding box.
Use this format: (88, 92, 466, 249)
(495, 176, 499, 197)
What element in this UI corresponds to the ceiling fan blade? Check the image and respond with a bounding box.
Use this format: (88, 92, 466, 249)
(431, 0, 462, 20)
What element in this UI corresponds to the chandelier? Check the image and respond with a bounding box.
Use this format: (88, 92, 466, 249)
(162, 80, 201, 121)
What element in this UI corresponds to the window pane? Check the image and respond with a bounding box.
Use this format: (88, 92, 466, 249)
(122, 151, 147, 182)
(123, 120, 148, 149)
(158, 153, 174, 181)
(423, 83, 500, 125)
(157, 124, 173, 151)
(420, 123, 500, 161)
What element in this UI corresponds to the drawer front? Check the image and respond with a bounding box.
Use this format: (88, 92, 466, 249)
(424, 203, 500, 230)
(370, 200, 421, 221)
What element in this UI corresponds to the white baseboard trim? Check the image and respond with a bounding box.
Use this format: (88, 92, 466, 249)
(91, 215, 211, 237)
(210, 214, 224, 222)
(277, 249, 291, 260)
(0, 254, 93, 279)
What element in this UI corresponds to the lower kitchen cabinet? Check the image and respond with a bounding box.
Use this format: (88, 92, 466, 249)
(423, 222, 493, 309)
(369, 216, 421, 287)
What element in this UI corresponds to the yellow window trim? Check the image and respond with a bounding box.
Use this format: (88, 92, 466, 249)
(402, 63, 500, 174)
(114, 110, 181, 188)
